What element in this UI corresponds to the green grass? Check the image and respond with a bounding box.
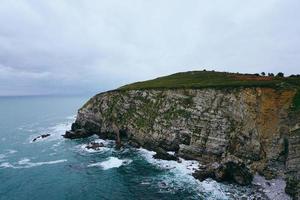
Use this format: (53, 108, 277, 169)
(118, 71, 299, 90)
(292, 90, 300, 111)
(117, 70, 300, 111)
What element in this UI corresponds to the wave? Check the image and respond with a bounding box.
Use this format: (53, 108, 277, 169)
(0, 158, 67, 169)
(77, 139, 113, 154)
(137, 148, 199, 175)
(0, 162, 14, 168)
(28, 115, 75, 143)
(137, 148, 230, 199)
(0, 149, 18, 161)
(88, 157, 132, 170)
(80, 145, 110, 153)
(0, 154, 5, 161)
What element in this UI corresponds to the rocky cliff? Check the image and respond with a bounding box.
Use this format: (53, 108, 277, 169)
(65, 71, 300, 199)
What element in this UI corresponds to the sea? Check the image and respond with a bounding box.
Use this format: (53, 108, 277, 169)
(0, 96, 267, 200)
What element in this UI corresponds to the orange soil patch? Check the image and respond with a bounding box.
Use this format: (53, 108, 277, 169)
(233, 75, 274, 81)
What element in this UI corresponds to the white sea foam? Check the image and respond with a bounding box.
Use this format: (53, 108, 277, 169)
(137, 148, 230, 199)
(18, 158, 31, 165)
(29, 116, 74, 143)
(138, 148, 199, 175)
(0, 154, 5, 161)
(88, 157, 132, 170)
(78, 139, 112, 153)
(0, 158, 67, 169)
(0, 150, 18, 161)
(167, 151, 175, 156)
(200, 180, 229, 200)
(0, 162, 14, 168)
(79, 144, 110, 153)
(7, 149, 17, 154)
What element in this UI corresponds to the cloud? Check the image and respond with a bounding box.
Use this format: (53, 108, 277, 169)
(0, 64, 50, 79)
(0, 0, 299, 95)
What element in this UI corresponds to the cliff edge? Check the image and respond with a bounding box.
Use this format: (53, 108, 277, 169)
(65, 71, 300, 199)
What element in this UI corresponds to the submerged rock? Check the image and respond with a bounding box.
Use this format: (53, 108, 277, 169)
(86, 142, 104, 150)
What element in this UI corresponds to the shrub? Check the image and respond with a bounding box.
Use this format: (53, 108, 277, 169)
(276, 72, 284, 77)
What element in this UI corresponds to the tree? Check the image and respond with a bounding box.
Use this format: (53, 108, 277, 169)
(261, 72, 266, 76)
(276, 72, 284, 77)
(268, 73, 274, 77)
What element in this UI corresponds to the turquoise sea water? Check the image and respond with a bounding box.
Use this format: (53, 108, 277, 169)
(0, 96, 263, 200)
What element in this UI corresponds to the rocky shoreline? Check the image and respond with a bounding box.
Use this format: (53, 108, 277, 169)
(64, 88, 300, 199)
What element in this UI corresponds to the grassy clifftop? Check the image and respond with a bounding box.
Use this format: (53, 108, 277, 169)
(118, 70, 300, 110)
(119, 71, 299, 90)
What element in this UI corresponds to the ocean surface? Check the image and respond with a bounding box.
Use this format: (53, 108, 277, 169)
(0, 96, 265, 200)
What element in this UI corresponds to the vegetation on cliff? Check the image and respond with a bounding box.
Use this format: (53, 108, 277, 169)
(119, 70, 300, 110)
(119, 71, 299, 90)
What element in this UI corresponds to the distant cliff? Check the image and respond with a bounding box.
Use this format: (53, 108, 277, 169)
(65, 71, 300, 199)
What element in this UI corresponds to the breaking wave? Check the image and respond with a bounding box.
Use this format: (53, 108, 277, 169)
(0, 158, 67, 169)
(88, 157, 132, 170)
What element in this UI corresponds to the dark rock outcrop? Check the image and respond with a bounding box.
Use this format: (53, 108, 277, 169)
(63, 129, 91, 139)
(86, 142, 104, 150)
(153, 148, 178, 161)
(32, 134, 50, 142)
(193, 155, 253, 186)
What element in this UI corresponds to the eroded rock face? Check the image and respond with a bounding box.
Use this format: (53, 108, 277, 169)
(64, 129, 91, 139)
(193, 155, 253, 186)
(66, 88, 299, 198)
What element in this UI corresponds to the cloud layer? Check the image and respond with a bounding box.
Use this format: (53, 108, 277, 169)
(0, 0, 299, 95)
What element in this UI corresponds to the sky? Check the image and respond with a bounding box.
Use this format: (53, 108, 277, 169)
(0, 0, 299, 96)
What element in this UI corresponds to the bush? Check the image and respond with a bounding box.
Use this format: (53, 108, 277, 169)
(276, 72, 284, 77)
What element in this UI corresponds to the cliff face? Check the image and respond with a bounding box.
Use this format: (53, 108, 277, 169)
(68, 88, 300, 199)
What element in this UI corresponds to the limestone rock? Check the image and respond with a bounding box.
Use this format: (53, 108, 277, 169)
(65, 88, 299, 196)
(193, 155, 253, 186)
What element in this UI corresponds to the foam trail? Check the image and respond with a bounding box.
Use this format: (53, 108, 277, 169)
(29, 115, 74, 143)
(88, 157, 132, 170)
(0, 162, 14, 168)
(0, 158, 67, 169)
(138, 148, 199, 174)
(0, 150, 18, 161)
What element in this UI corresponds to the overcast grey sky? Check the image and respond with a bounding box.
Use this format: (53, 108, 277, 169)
(0, 0, 299, 96)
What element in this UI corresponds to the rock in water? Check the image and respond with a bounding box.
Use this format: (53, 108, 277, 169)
(63, 129, 91, 139)
(32, 134, 51, 142)
(86, 142, 104, 150)
(153, 148, 178, 161)
(193, 155, 253, 186)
